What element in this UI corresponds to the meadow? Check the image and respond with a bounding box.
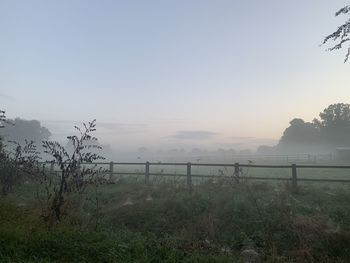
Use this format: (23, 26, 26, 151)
(1, 161, 350, 263)
(76, 159, 350, 188)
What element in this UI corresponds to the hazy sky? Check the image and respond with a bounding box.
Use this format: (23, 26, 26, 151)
(1, 0, 349, 150)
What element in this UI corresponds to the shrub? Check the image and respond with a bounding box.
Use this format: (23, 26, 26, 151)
(39, 120, 106, 223)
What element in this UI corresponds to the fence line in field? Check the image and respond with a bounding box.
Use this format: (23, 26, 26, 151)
(43, 161, 350, 192)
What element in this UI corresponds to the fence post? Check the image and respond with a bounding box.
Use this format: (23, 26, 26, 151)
(234, 163, 240, 176)
(292, 164, 298, 192)
(187, 162, 192, 192)
(109, 161, 114, 183)
(145, 161, 150, 185)
(50, 162, 54, 175)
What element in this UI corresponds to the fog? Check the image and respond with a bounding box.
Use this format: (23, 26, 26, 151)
(1, 103, 350, 163)
(2, 1, 350, 262)
(1, 1, 350, 161)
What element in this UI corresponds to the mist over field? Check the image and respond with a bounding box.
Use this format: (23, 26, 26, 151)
(1, 102, 350, 163)
(2, 1, 350, 156)
(1, 1, 350, 262)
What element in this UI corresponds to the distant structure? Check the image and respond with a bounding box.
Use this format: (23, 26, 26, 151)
(335, 147, 350, 161)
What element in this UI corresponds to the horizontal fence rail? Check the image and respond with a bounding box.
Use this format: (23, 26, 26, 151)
(39, 161, 350, 192)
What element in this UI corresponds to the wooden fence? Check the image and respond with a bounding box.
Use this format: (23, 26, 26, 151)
(47, 162, 350, 192)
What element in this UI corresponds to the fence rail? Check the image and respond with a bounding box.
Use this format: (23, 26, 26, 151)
(41, 161, 350, 192)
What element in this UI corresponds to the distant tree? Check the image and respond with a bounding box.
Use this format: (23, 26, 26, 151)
(256, 145, 275, 155)
(0, 118, 51, 144)
(323, 5, 350, 62)
(239, 149, 252, 155)
(280, 119, 320, 145)
(257, 103, 350, 154)
(191, 148, 206, 155)
(275, 118, 321, 154)
(313, 103, 350, 146)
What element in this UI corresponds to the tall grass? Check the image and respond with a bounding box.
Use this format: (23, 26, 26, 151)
(1, 178, 350, 262)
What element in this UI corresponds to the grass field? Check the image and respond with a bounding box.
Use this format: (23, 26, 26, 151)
(75, 161, 350, 189)
(1, 165, 350, 262)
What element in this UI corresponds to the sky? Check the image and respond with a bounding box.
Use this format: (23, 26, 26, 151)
(1, 0, 349, 151)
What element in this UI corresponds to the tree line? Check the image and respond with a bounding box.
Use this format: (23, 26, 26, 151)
(258, 103, 350, 154)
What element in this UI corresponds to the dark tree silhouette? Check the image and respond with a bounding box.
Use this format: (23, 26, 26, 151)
(313, 103, 350, 146)
(280, 118, 320, 145)
(323, 5, 350, 62)
(0, 118, 51, 144)
(274, 118, 321, 154)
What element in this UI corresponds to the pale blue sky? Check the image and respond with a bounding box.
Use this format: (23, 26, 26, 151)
(1, 0, 349, 150)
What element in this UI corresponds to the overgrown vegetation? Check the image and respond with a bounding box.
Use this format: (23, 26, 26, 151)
(0, 111, 42, 196)
(0, 114, 107, 226)
(39, 120, 106, 223)
(1, 179, 350, 262)
(0, 140, 41, 196)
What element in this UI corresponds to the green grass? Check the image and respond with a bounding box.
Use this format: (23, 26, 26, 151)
(0, 199, 238, 263)
(1, 176, 350, 262)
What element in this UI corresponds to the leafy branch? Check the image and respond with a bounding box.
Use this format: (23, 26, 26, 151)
(323, 5, 350, 62)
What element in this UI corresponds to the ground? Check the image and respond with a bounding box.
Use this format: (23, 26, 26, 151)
(1, 173, 350, 262)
